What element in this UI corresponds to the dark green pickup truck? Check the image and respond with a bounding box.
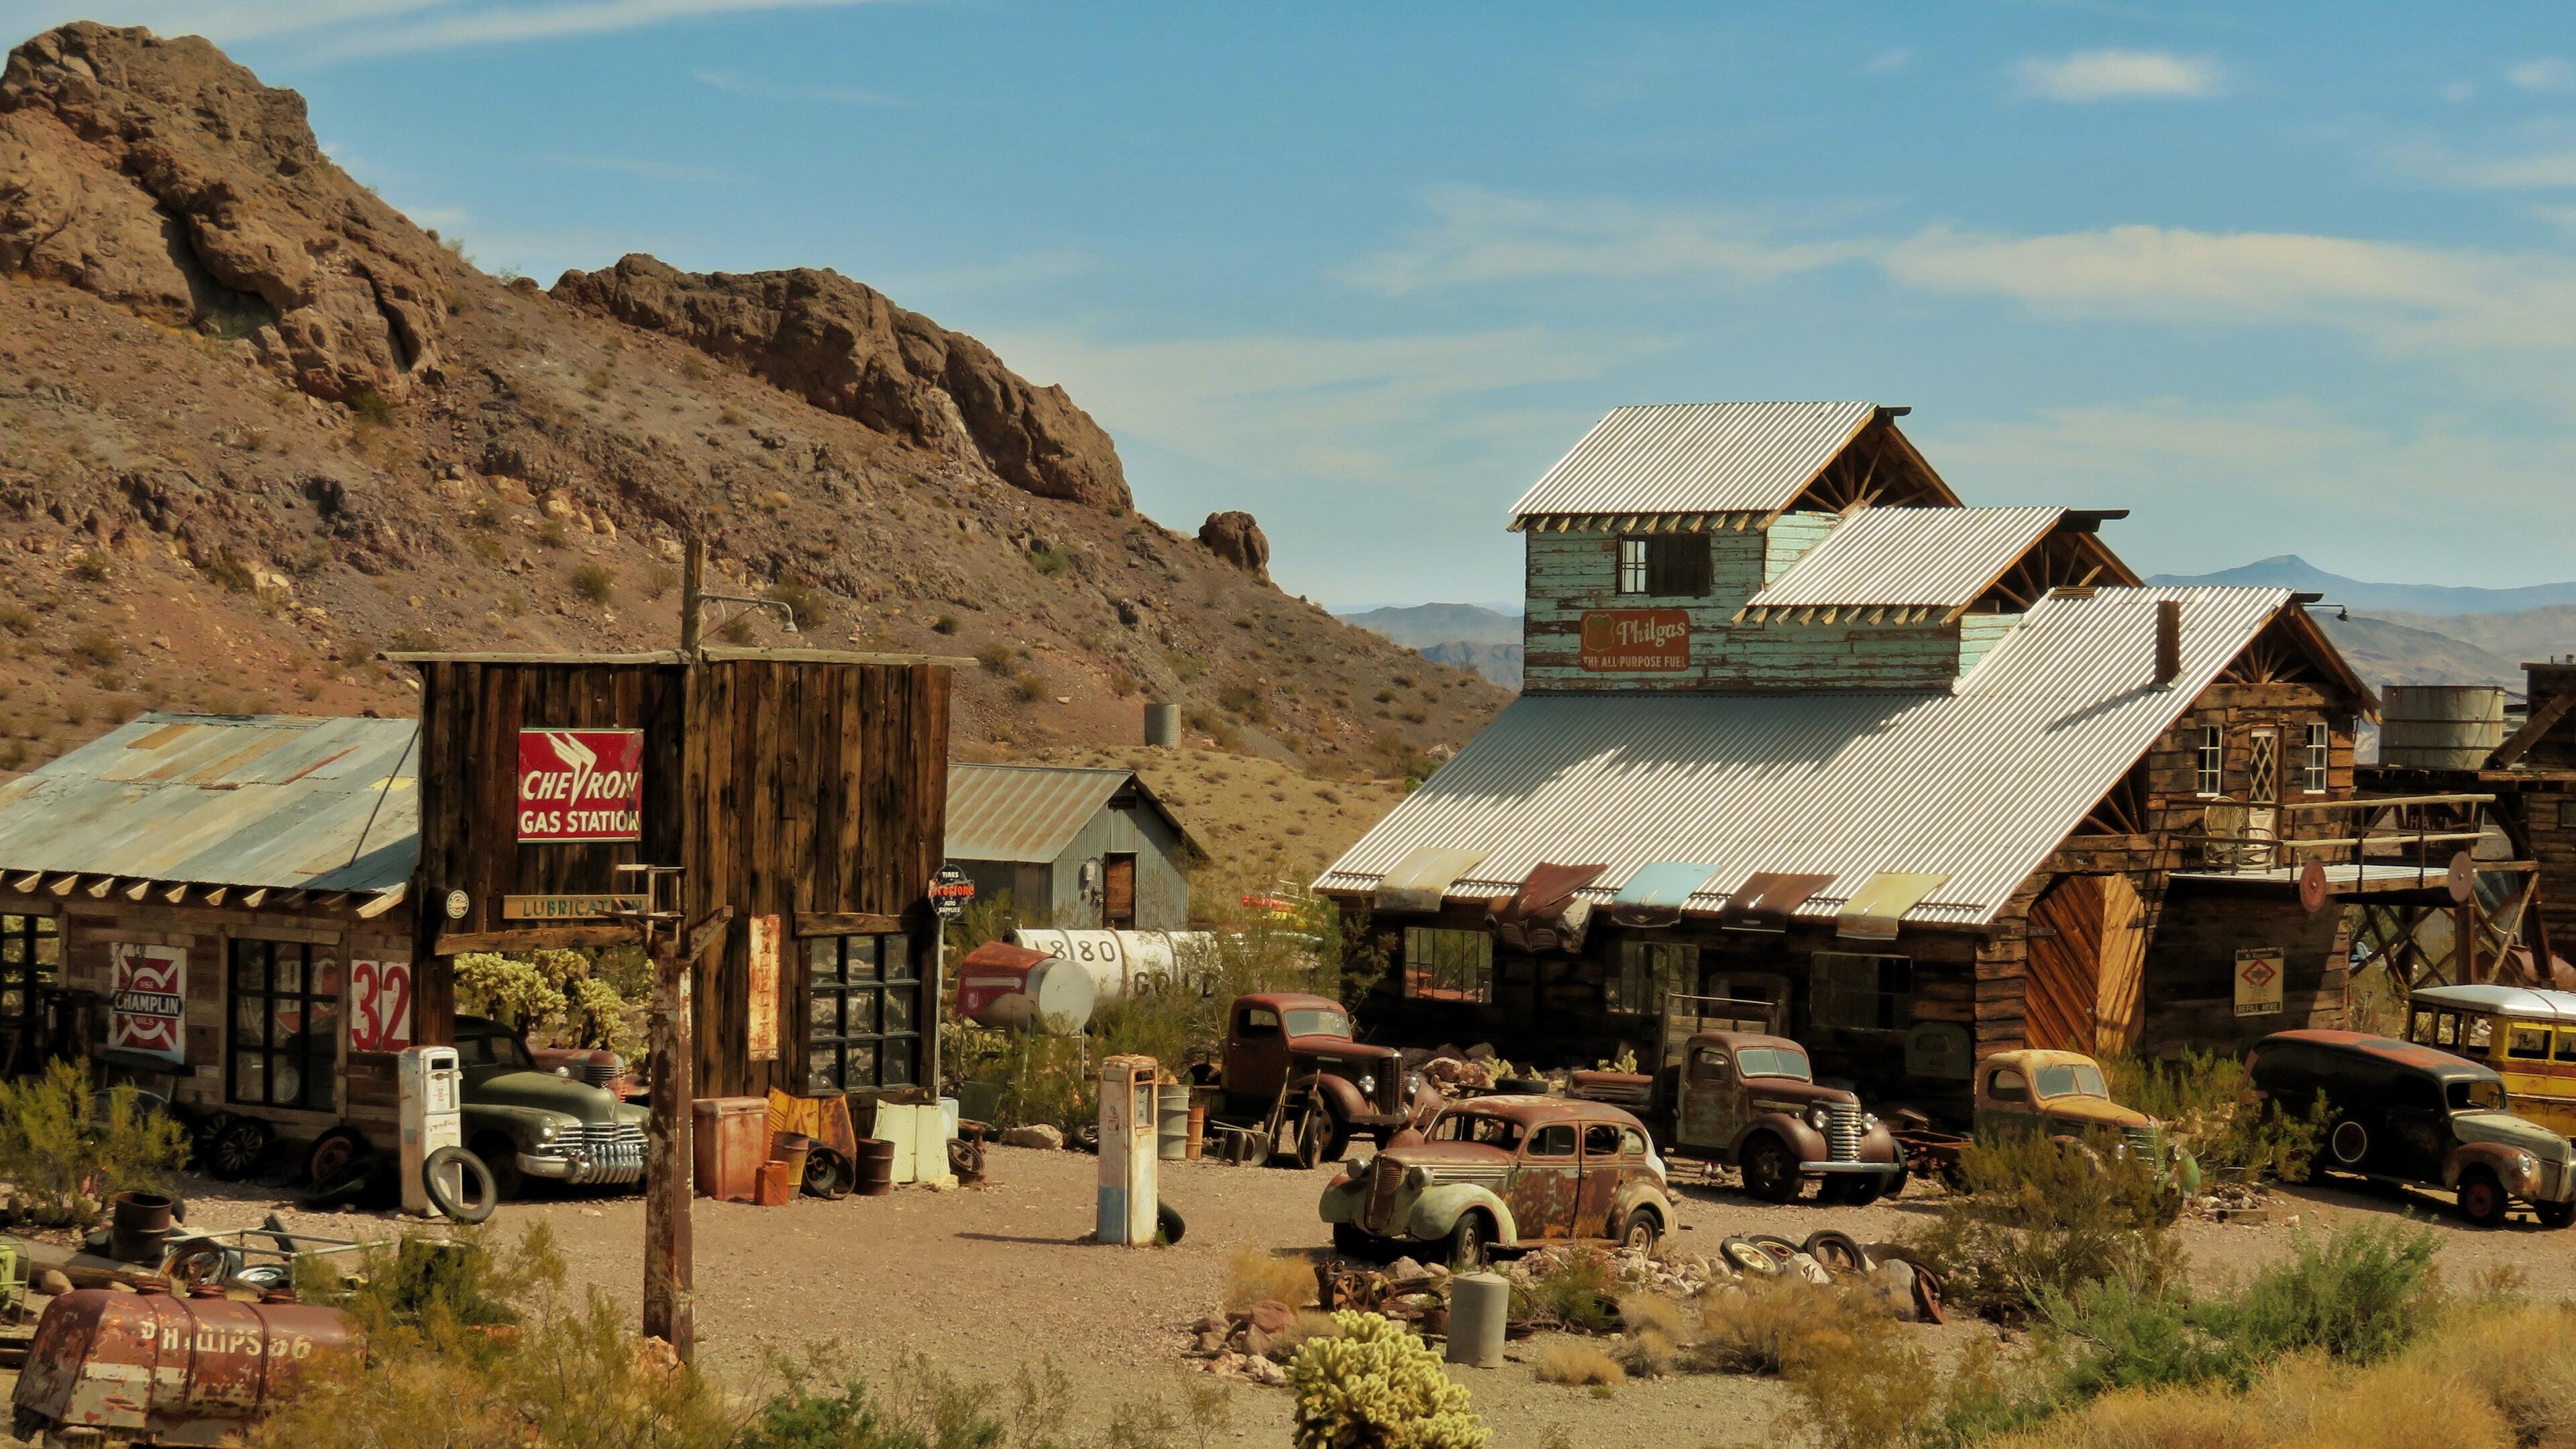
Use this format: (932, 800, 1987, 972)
(455, 1014, 649, 1197)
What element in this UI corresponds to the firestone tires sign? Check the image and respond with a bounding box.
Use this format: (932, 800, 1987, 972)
(517, 729, 646, 843)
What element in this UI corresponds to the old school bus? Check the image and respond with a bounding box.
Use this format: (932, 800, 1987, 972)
(2407, 983, 2576, 1137)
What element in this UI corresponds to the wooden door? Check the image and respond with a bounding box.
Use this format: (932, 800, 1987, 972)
(1103, 854, 1137, 929)
(2023, 874, 2147, 1055)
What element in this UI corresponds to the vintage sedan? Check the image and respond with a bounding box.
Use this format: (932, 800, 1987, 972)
(455, 1014, 649, 1197)
(1318, 1096, 1674, 1264)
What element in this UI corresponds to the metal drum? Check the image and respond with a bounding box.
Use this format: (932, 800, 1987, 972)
(1446, 1272, 1509, 1368)
(2381, 686, 2507, 769)
(1157, 1083, 1191, 1162)
(13, 1288, 359, 1442)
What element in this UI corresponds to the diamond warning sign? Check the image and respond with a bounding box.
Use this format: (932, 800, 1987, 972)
(2235, 947, 2284, 1018)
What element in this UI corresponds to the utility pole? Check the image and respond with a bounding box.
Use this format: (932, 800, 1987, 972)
(641, 535, 713, 1362)
(680, 537, 706, 654)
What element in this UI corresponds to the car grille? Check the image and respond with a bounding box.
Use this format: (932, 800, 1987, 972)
(569, 1122, 647, 1185)
(576, 1057, 624, 1089)
(1825, 1102, 1864, 1162)
(1365, 1155, 1405, 1234)
(2123, 1126, 2161, 1165)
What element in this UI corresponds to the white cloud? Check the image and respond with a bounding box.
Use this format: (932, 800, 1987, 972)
(2017, 48, 2220, 101)
(1860, 47, 1913, 76)
(2510, 57, 2575, 92)
(1338, 186, 1870, 297)
(2440, 79, 2479, 103)
(2396, 142, 2576, 191)
(692, 66, 898, 106)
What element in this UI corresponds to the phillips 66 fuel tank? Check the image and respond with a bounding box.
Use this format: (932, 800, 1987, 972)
(11, 1287, 360, 1446)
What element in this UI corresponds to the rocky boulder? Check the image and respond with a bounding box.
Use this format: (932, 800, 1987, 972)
(0, 23, 451, 403)
(1197, 511, 1269, 581)
(551, 254, 1130, 511)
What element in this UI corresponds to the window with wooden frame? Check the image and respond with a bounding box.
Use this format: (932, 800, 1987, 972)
(806, 933, 918, 1093)
(1608, 940, 1697, 1016)
(1809, 952, 1913, 1032)
(227, 938, 341, 1112)
(0, 913, 58, 1065)
(1616, 537, 1650, 594)
(1402, 927, 1493, 1003)
(2304, 722, 2330, 794)
(1617, 535, 1713, 597)
(2245, 728, 2279, 806)
(2195, 726, 2224, 797)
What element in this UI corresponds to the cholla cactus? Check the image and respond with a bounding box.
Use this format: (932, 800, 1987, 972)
(1287, 1311, 1490, 1449)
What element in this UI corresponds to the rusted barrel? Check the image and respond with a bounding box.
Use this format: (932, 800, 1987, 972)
(851, 1137, 895, 1197)
(108, 1190, 175, 1265)
(771, 1132, 813, 1189)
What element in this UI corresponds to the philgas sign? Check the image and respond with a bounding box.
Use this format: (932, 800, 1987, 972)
(1580, 608, 1691, 671)
(517, 729, 645, 843)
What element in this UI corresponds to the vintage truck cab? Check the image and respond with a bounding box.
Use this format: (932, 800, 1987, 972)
(1318, 1096, 1674, 1263)
(455, 1014, 649, 1197)
(1974, 1049, 2161, 1148)
(1220, 992, 1412, 1167)
(1570, 1030, 1902, 1205)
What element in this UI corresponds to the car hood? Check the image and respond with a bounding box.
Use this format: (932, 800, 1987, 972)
(2456, 1112, 2573, 1159)
(1290, 1035, 1398, 1061)
(1743, 1079, 1857, 1112)
(467, 1069, 623, 1122)
(2034, 1096, 2155, 1130)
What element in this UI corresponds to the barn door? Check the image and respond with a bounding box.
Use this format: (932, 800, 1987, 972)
(1104, 854, 1137, 929)
(2024, 874, 2148, 1055)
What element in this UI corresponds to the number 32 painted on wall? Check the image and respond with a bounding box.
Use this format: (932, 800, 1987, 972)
(349, 958, 414, 1053)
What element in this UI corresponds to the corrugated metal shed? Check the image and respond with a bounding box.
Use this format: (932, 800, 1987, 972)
(1746, 507, 2065, 612)
(946, 763, 1193, 863)
(1507, 402, 1884, 522)
(1316, 587, 2296, 928)
(0, 714, 419, 894)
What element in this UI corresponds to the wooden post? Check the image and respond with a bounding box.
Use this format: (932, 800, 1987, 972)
(642, 933, 694, 1360)
(680, 536, 706, 655)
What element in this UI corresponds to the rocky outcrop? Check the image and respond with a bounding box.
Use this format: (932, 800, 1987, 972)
(1197, 511, 1269, 581)
(550, 254, 1129, 511)
(0, 23, 450, 402)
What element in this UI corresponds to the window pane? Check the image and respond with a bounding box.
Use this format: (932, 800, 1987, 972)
(882, 935, 915, 981)
(233, 1052, 265, 1102)
(311, 957, 341, 1000)
(808, 989, 841, 1032)
(305, 999, 341, 1057)
(235, 996, 266, 1041)
(272, 1058, 302, 1108)
(274, 951, 302, 996)
(883, 985, 916, 1034)
(847, 989, 879, 1035)
(2509, 1026, 2552, 1060)
(846, 935, 880, 977)
(1, 934, 21, 965)
(845, 1041, 877, 1085)
(880, 1042, 916, 1086)
(234, 946, 266, 993)
(808, 1049, 843, 1093)
(1, 989, 23, 1018)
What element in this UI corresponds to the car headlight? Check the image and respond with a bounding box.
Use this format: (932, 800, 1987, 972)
(1405, 1165, 1433, 1189)
(1358, 1074, 1377, 1096)
(1806, 1106, 1832, 1132)
(1404, 1072, 1423, 1098)
(1862, 1112, 1880, 1130)
(533, 1121, 561, 1144)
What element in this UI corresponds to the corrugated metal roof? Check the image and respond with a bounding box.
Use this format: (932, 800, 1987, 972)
(0, 714, 419, 892)
(1315, 587, 2296, 928)
(1507, 402, 1883, 521)
(946, 764, 1192, 864)
(1747, 507, 2065, 612)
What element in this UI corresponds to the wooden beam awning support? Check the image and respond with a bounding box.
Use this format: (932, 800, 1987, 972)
(2489, 690, 2576, 769)
(121, 879, 150, 901)
(794, 910, 903, 939)
(161, 883, 188, 904)
(355, 884, 407, 919)
(689, 905, 737, 960)
(83, 876, 113, 898)
(7, 872, 38, 893)
(238, 889, 267, 908)
(434, 924, 642, 955)
(44, 875, 76, 896)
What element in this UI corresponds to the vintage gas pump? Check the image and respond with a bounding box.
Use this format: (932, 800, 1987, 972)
(397, 1044, 463, 1216)
(1097, 1054, 1159, 1244)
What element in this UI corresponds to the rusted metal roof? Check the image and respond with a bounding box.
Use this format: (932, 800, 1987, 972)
(0, 714, 419, 894)
(1507, 402, 1886, 523)
(945, 763, 1193, 864)
(1746, 507, 2066, 612)
(1316, 587, 2301, 929)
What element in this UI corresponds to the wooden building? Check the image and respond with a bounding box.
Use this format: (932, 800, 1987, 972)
(943, 763, 1196, 930)
(1318, 402, 2400, 1113)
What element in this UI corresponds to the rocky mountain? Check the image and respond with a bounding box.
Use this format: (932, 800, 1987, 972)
(2148, 555, 2576, 616)
(1340, 603, 1523, 687)
(0, 23, 1507, 783)
(2150, 555, 2576, 692)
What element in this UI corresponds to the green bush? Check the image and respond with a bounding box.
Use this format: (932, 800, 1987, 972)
(2102, 1049, 2326, 1185)
(1287, 1311, 1489, 1449)
(452, 947, 642, 1057)
(572, 563, 615, 604)
(1902, 1128, 2182, 1317)
(0, 1059, 191, 1228)
(1511, 1250, 1617, 1334)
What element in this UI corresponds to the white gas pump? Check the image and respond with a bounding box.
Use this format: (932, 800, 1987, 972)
(1097, 1055, 1159, 1245)
(397, 1044, 463, 1216)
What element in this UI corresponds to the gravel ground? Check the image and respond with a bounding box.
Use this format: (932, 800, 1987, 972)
(11, 1152, 2576, 1448)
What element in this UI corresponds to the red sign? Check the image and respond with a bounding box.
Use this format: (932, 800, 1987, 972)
(108, 943, 186, 1065)
(349, 957, 414, 1053)
(1580, 609, 1691, 671)
(517, 729, 645, 843)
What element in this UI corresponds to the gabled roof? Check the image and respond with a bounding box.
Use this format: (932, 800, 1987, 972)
(1508, 402, 1947, 525)
(0, 714, 419, 896)
(1746, 506, 2068, 614)
(946, 763, 1195, 864)
(1316, 587, 2307, 929)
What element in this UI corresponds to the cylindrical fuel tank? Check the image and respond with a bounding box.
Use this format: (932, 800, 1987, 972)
(1008, 929, 1214, 1000)
(973, 959, 1096, 1034)
(12, 1287, 360, 1440)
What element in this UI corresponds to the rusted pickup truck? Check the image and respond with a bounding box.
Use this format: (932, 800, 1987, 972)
(1890, 1048, 2192, 1189)
(1214, 992, 1415, 1168)
(1569, 1030, 1903, 1205)
(1318, 1095, 1674, 1263)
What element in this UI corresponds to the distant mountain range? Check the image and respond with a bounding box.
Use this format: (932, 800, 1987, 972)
(2147, 555, 2576, 616)
(1338, 604, 1524, 687)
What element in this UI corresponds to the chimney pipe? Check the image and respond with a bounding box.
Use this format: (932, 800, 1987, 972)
(2153, 600, 2182, 690)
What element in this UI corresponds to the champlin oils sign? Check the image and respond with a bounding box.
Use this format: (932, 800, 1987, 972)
(1580, 608, 1691, 672)
(517, 729, 645, 843)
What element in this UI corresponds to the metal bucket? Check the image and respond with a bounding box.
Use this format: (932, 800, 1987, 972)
(1157, 1084, 1191, 1162)
(771, 1132, 813, 1190)
(1446, 1272, 1509, 1367)
(2381, 686, 2507, 769)
(1185, 1102, 1207, 1161)
(107, 1191, 174, 1265)
(851, 1137, 895, 1197)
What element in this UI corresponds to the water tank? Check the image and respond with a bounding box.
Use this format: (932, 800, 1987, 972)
(1010, 928, 1214, 1000)
(1144, 702, 1179, 749)
(972, 959, 1095, 1034)
(2380, 686, 2507, 769)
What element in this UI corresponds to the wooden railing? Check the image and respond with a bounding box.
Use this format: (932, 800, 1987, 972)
(2173, 792, 2495, 877)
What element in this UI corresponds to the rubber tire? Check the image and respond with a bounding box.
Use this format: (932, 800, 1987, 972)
(1617, 1208, 1662, 1256)
(1739, 1133, 1802, 1203)
(2328, 1117, 2371, 1169)
(1295, 1099, 1350, 1170)
(1718, 1236, 1782, 1277)
(1156, 1199, 1187, 1246)
(1802, 1229, 1868, 1273)
(298, 1158, 377, 1211)
(1745, 1233, 1801, 1266)
(1446, 1210, 1491, 1268)
(206, 1116, 272, 1182)
(2538, 1201, 2576, 1230)
(472, 1132, 526, 1201)
(423, 1145, 499, 1224)
(305, 1127, 367, 1185)
(2457, 1168, 2509, 1229)
(802, 1146, 854, 1200)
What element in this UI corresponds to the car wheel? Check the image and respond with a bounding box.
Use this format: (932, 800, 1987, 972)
(304, 1126, 367, 1185)
(1739, 1132, 1801, 1203)
(2538, 1201, 2576, 1230)
(1446, 1210, 1490, 1268)
(2456, 1168, 2509, 1228)
(2328, 1117, 2371, 1169)
(472, 1132, 526, 1201)
(206, 1116, 272, 1182)
(1617, 1208, 1662, 1256)
(1295, 1099, 1349, 1170)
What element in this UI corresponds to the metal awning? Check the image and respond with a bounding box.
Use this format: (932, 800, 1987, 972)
(1373, 847, 1488, 914)
(1719, 872, 1833, 932)
(1498, 863, 1609, 923)
(1836, 871, 1949, 941)
(1609, 861, 1723, 926)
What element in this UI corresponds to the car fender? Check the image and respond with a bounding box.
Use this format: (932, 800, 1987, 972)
(1317, 1176, 1367, 1226)
(1856, 1123, 1904, 1167)
(1730, 1112, 1825, 1166)
(1297, 1072, 1370, 1122)
(2446, 1140, 2542, 1197)
(1405, 1183, 1518, 1246)
(1612, 1179, 1674, 1230)
(461, 1102, 582, 1145)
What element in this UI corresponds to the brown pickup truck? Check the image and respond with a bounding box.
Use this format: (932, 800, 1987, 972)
(1216, 992, 1415, 1167)
(1570, 1030, 1902, 1205)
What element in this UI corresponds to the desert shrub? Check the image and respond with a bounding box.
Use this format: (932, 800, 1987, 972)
(2103, 1049, 2326, 1185)
(347, 390, 396, 426)
(1030, 547, 1070, 577)
(932, 614, 959, 635)
(2417, 1302, 2576, 1443)
(0, 1060, 191, 1228)
(645, 564, 678, 600)
(766, 580, 832, 635)
(1015, 672, 1048, 702)
(1216, 683, 1269, 724)
(1685, 1277, 1895, 1377)
(1511, 1250, 1617, 1334)
(70, 627, 123, 667)
(1225, 1246, 1318, 1312)
(452, 947, 642, 1057)
(539, 519, 571, 549)
(1287, 1311, 1489, 1449)
(977, 643, 1014, 674)
(572, 562, 615, 603)
(71, 549, 112, 582)
(719, 616, 757, 645)
(1902, 1128, 2182, 1316)
(1534, 1342, 1623, 1389)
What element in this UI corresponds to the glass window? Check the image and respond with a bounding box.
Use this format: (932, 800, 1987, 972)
(2448, 1078, 2506, 1113)
(2196, 726, 2224, 797)
(2508, 1024, 2553, 1061)
(2434, 1012, 2461, 1048)
(1988, 1067, 2029, 1104)
(227, 938, 339, 1112)
(1526, 1123, 1577, 1159)
(0, 913, 59, 1064)
(1691, 1045, 1731, 1076)
(2555, 1032, 2576, 1065)
(1647, 537, 1713, 596)
(2467, 1016, 2493, 1051)
(1402, 928, 1493, 1004)
(2304, 722, 2330, 794)
(806, 932, 917, 1093)
(2407, 1010, 2436, 1045)
(2035, 1062, 2110, 1099)
(1736, 1046, 1813, 1081)
(1616, 537, 1649, 594)
(1582, 1123, 1623, 1158)
(1609, 940, 1697, 1017)
(1283, 1008, 1348, 1038)
(1620, 1127, 1650, 1157)
(1811, 953, 1913, 1032)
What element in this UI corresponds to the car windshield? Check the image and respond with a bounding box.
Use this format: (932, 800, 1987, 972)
(1736, 1046, 1812, 1081)
(2035, 1063, 2109, 1100)
(2449, 1079, 2506, 1113)
(1285, 1008, 1348, 1038)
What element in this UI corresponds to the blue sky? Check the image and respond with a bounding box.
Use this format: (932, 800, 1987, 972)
(12, 3, 2576, 608)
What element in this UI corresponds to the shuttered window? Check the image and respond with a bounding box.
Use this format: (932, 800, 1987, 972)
(1402, 928, 1493, 1003)
(807, 933, 918, 1092)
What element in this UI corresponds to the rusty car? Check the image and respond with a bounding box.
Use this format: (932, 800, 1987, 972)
(1318, 1095, 1674, 1264)
(1568, 1030, 1902, 1205)
(1212, 992, 1415, 1167)
(12, 1285, 359, 1445)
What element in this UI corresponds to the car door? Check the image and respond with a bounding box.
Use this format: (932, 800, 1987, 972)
(1226, 1004, 1285, 1115)
(1980, 1063, 2038, 1136)
(1511, 1122, 1582, 1238)
(2383, 1072, 2448, 1178)
(1677, 1042, 1736, 1151)
(1575, 1122, 1623, 1238)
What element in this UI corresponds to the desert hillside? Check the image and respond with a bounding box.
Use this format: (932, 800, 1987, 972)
(0, 22, 1506, 782)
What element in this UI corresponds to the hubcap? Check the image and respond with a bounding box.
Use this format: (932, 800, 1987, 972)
(2331, 1121, 2367, 1164)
